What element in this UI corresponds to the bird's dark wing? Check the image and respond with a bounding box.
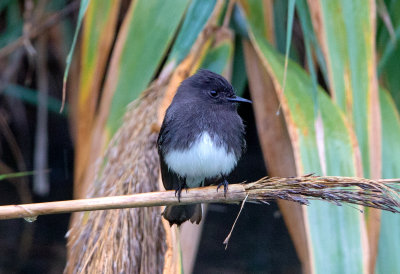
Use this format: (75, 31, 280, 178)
(157, 113, 182, 191)
(159, 154, 182, 191)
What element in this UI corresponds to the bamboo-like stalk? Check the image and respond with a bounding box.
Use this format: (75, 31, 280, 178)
(1, 176, 399, 221)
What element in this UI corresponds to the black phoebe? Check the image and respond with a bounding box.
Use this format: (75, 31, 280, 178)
(157, 69, 251, 226)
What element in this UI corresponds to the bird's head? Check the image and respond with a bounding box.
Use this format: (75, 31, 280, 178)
(174, 69, 252, 109)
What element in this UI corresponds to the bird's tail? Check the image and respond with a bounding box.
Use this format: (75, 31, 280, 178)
(162, 204, 202, 226)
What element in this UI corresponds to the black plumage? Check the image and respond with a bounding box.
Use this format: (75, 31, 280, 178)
(157, 69, 251, 226)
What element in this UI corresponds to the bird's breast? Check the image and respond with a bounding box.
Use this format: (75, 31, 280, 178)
(164, 132, 238, 187)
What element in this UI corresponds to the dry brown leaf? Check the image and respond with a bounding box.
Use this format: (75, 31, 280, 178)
(243, 40, 313, 274)
(74, 1, 121, 198)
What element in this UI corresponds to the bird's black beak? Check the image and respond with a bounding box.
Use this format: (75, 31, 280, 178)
(227, 95, 252, 104)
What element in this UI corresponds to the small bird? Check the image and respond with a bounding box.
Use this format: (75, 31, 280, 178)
(157, 69, 251, 226)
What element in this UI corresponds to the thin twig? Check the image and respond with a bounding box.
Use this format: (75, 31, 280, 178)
(0, 115, 31, 203)
(0, 176, 399, 221)
(222, 0, 236, 28)
(33, 32, 49, 196)
(377, 0, 396, 43)
(224, 194, 248, 249)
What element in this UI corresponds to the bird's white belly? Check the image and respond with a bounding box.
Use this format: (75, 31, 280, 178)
(164, 132, 237, 187)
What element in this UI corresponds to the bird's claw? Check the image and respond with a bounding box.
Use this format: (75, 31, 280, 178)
(175, 183, 187, 202)
(217, 179, 229, 197)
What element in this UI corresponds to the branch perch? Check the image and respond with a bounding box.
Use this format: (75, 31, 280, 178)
(1, 176, 399, 220)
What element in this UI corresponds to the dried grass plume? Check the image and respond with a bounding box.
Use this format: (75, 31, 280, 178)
(65, 83, 166, 274)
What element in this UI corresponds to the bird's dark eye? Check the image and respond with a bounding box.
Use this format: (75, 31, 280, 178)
(209, 90, 218, 97)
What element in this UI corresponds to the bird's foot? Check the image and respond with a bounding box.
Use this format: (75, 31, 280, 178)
(175, 183, 187, 202)
(217, 178, 229, 197)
